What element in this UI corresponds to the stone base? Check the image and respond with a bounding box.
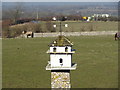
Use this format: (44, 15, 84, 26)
(51, 70, 71, 88)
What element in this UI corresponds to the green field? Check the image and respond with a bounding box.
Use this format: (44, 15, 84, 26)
(2, 35, 118, 88)
(10, 21, 118, 34)
(43, 21, 118, 32)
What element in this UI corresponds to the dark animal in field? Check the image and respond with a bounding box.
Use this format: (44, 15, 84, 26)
(22, 31, 34, 38)
(115, 32, 120, 40)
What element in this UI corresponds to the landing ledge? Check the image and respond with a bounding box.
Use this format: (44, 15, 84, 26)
(46, 63, 77, 70)
(46, 50, 75, 54)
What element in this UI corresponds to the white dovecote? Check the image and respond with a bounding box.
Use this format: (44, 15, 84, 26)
(46, 35, 77, 70)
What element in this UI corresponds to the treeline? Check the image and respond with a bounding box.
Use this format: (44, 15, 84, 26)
(4, 15, 120, 25)
(2, 21, 57, 38)
(5, 15, 83, 25)
(94, 16, 119, 21)
(2, 15, 119, 38)
(2, 15, 83, 38)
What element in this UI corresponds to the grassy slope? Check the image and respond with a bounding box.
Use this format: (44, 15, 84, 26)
(43, 21, 118, 32)
(2, 35, 118, 88)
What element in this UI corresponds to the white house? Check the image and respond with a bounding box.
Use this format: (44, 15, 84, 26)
(93, 14, 110, 17)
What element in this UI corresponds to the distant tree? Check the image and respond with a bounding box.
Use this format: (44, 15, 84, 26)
(34, 24, 43, 33)
(67, 15, 82, 21)
(46, 21, 56, 32)
(81, 26, 85, 32)
(108, 16, 118, 21)
(2, 20, 11, 38)
(9, 26, 23, 37)
(25, 23, 35, 32)
(2, 26, 10, 38)
(3, 3, 24, 24)
(59, 16, 67, 21)
(89, 23, 94, 32)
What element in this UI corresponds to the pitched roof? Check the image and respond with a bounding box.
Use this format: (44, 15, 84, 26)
(49, 35, 73, 46)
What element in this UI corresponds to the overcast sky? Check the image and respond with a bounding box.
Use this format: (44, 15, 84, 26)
(1, 0, 120, 2)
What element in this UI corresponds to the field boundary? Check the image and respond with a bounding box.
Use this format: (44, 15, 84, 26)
(34, 31, 117, 37)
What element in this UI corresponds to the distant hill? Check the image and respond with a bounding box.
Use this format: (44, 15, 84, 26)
(2, 2, 118, 19)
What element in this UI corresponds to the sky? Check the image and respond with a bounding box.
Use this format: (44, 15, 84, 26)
(1, 0, 120, 2)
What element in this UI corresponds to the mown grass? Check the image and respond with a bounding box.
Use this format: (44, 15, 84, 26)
(2, 35, 118, 88)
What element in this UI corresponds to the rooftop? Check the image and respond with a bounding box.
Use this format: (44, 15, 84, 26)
(49, 35, 73, 46)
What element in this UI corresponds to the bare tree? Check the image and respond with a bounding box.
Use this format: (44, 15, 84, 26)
(81, 26, 85, 32)
(34, 24, 43, 33)
(46, 21, 56, 32)
(12, 3, 24, 23)
(89, 23, 94, 32)
(3, 2, 24, 23)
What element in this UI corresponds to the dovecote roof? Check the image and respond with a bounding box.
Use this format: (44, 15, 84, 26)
(49, 35, 73, 46)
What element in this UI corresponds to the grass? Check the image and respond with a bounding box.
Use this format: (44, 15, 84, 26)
(41, 21, 118, 32)
(2, 35, 118, 88)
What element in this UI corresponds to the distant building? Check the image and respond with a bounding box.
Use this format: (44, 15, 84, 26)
(87, 17, 92, 22)
(82, 16, 88, 21)
(92, 14, 110, 21)
(82, 16, 92, 22)
(52, 17, 57, 21)
(93, 14, 110, 18)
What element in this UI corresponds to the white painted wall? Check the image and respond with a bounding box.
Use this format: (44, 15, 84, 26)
(50, 46, 71, 52)
(50, 54, 72, 67)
